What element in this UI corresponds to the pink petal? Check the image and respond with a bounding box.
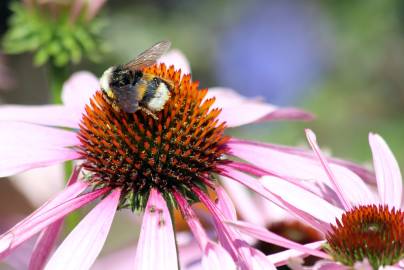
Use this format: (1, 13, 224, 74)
(261, 176, 343, 225)
(178, 240, 202, 270)
(215, 186, 237, 221)
(228, 221, 329, 260)
(173, 191, 208, 248)
(29, 220, 63, 270)
(0, 122, 81, 177)
(193, 187, 251, 268)
(0, 186, 108, 260)
(28, 168, 84, 270)
(93, 242, 201, 270)
(202, 242, 237, 270)
(173, 191, 240, 269)
(0, 105, 80, 128)
(220, 167, 331, 233)
(0, 122, 79, 147)
(220, 176, 268, 226)
(134, 189, 178, 270)
(257, 107, 315, 123)
(313, 261, 349, 270)
(45, 189, 120, 270)
(3, 237, 36, 270)
(158, 49, 191, 75)
(305, 130, 352, 210)
(174, 192, 241, 270)
(92, 246, 137, 270)
(227, 139, 375, 207)
(229, 138, 376, 184)
(369, 133, 403, 208)
(353, 259, 373, 270)
(61, 71, 99, 110)
(267, 241, 326, 266)
(240, 246, 276, 270)
(206, 87, 313, 127)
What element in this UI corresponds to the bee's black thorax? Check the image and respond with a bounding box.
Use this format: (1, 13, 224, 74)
(111, 66, 144, 88)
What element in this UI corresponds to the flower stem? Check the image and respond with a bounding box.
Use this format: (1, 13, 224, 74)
(49, 64, 69, 105)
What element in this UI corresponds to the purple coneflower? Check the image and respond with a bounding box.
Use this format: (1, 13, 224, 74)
(0, 50, 318, 269)
(229, 129, 403, 269)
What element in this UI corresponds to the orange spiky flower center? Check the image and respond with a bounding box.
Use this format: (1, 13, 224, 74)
(77, 64, 230, 210)
(326, 204, 404, 269)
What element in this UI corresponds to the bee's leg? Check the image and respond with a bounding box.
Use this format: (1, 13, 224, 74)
(111, 103, 121, 113)
(140, 107, 158, 120)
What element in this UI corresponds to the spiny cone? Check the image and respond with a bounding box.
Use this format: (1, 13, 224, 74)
(77, 64, 230, 210)
(326, 205, 404, 269)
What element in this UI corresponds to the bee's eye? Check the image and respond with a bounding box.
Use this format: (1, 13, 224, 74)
(152, 77, 160, 87)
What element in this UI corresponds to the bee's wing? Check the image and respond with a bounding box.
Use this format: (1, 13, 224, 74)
(112, 84, 140, 113)
(123, 40, 171, 71)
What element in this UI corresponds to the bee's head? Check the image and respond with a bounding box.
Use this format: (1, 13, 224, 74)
(99, 66, 115, 94)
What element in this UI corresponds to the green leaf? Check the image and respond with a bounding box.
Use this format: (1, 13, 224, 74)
(34, 48, 49, 66)
(54, 51, 69, 67)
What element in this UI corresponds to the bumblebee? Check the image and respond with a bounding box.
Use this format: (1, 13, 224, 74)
(100, 40, 173, 119)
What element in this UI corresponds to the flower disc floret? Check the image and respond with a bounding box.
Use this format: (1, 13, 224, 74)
(326, 204, 404, 269)
(78, 64, 230, 210)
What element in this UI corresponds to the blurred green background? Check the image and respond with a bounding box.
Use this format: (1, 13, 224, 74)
(1, 0, 403, 167)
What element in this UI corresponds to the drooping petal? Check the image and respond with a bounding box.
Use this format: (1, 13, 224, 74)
(178, 240, 202, 270)
(3, 237, 36, 270)
(158, 49, 191, 75)
(261, 176, 343, 226)
(92, 246, 137, 270)
(193, 187, 260, 270)
(202, 242, 237, 270)
(174, 191, 209, 248)
(305, 129, 352, 210)
(267, 241, 326, 266)
(61, 71, 99, 109)
(220, 176, 268, 226)
(0, 105, 80, 128)
(0, 186, 108, 260)
(0, 122, 79, 148)
(29, 168, 83, 270)
(239, 245, 277, 270)
(229, 138, 376, 184)
(173, 191, 237, 269)
(206, 88, 313, 128)
(134, 189, 178, 270)
(227, 139, 376, 207)
(0, 122, 81, 177)
(29, 220, 63, 270)
(369, 133, 403, 209)
(228, 220, 329, 260)
(45, 189, 121, 270)
(215, 186, 237, 221)
(220, 167, 331, 233)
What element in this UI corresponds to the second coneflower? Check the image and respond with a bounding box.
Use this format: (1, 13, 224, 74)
(0, 50, 337, 269)
(229, 130, 404, 270)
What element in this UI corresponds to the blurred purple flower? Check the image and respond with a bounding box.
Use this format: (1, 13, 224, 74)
(216, 0, 331, 105)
